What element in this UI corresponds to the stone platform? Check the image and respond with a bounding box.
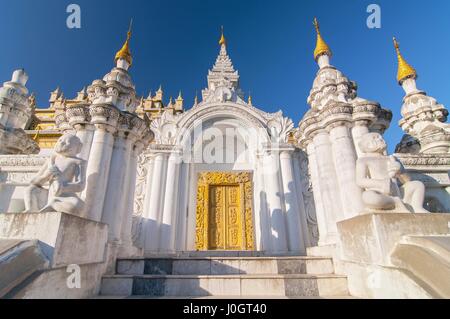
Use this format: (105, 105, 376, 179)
(100, 255, 350, 298)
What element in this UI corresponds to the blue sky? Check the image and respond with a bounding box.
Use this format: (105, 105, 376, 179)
(0, 0, 449, 152)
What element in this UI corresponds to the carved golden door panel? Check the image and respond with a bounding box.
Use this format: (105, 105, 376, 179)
(196, 172, 254, 251)
(208, 185, 242, 250)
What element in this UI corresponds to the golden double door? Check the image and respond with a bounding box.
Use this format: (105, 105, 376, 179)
(208, 185, 242, 250)
(195, 172, 254, 251)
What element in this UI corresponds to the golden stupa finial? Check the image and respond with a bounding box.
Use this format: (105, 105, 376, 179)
(393, 37, 417, 84)
(219, 25, 226, 46)
(115, 19, 133, 66)
(313, 17, 332, 61)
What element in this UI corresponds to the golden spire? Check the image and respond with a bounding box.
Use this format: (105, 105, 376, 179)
(393, 37, 417, 84)
(313, 18, 332, 61)
(219, 25, 226, 46)
(115, 19, 133, 66)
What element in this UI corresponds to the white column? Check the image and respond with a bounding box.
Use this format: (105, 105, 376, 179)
(262, 150, 288, 253)
(67, 104, 95, 162)
(144, 151, 168, 251)
(120, 141, 144, 247)
(292, 150, 311, 249)
(74, 124, 95, 161)
(102, 131, 132, 242)
(175, 162, 189, 251)
(253, 154, 271, 251)
(83, 124, 116, 221)
(142, 155, 155, 218)
(159, 151, 181, 252)
(351, 121, 370, 158)
(306, 142, 328, 246)
(313, 131, 342, 244)
(280, 149, 305, 254)
(186, 163, 197, 250)
(329, 124, 363, 219)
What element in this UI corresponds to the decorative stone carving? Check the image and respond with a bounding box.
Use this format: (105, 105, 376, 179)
(298, 51, 392, 148)
(0, 127, 40, 155)
(150, 111, 181, 145)
(89, 104, 120, 129)
(24, 134, 86, 214)
(397, 86, 450, 154)
(133, 153, 148, 217)
(297, 151, 319, 245)
(0, 69, 39, 154)
(201, 43, 245, 105)
(356, 132, 428, 213)
(66, 103, 91, 127)
(87, 62, 138, 113)
(395, 153, 450, 167)
(0, 155, 47, 167)
(267, 113, 294, 143)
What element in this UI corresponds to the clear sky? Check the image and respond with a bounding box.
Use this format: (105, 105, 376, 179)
(1, 0, 449, 152)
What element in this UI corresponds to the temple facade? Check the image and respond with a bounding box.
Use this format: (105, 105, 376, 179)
(0, 19, 449, 299)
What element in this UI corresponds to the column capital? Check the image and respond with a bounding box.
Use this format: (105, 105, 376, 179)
(117, 112, 139, 140)
(261, 142, 295, 154)
(354, 119, 371, 127)
(325, 119, 353, 132)
(148, 143, 175, 154)
(66, 103, 91, 128)
(93, 123, 117, 134)
(89, 103, 120, 129)
(132, 140, 146, 156)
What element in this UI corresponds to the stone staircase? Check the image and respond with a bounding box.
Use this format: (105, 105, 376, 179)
(99, 252, 350, 298)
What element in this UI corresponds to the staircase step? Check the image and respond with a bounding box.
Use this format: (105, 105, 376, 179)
(143, 251, 294, 258)
(100, 274, 349, 297)
(116, 256, 334, 276)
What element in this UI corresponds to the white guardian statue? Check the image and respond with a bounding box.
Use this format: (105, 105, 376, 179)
(24, 134, 86, 214)
(356, 132, 428, 213)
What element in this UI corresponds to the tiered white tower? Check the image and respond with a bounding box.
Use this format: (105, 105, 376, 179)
(392, 38, 450, 212)
(393, 38, 449, 154)
(0, 69, 39, 155)
(297, 19, 392, 246)
(53, 24, 154, 257)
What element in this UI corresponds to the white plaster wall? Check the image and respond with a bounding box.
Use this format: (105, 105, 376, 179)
(0, 155, 48, 212)
(184, 117, 259, 250)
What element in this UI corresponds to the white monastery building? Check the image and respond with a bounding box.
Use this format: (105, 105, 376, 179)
(0, 19, 449, 299)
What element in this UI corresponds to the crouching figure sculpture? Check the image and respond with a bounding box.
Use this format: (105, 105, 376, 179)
(24, 134, 86, 215)
(356, 132, 428, 213)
